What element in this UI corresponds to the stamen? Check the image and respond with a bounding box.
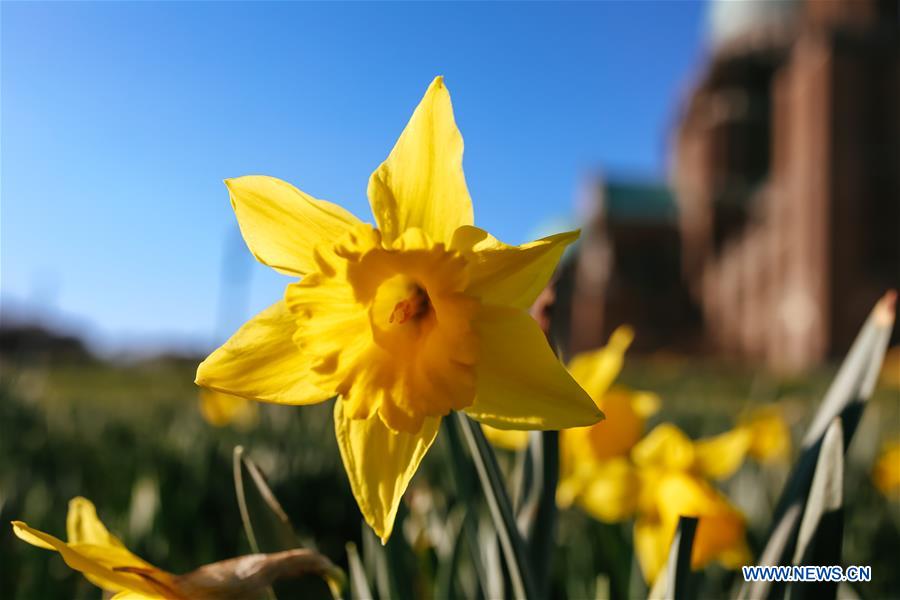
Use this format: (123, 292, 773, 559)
(389, 287, 428, 325)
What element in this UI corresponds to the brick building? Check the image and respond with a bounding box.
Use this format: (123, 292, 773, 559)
(567, 0, 899, 372)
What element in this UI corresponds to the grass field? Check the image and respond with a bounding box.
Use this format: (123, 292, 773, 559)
(2, 350, 898, 598)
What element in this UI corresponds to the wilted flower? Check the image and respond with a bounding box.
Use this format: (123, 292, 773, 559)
(195, 77, 601, 542)
(12, 497, 340, 599)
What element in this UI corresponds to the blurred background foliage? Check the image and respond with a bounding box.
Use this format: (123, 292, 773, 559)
(2, 333, 897, 598)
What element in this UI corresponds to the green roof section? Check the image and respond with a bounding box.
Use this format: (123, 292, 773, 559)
(605, 181, 678, 223)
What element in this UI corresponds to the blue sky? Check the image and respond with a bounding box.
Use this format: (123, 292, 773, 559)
(2, 1, 708, 353)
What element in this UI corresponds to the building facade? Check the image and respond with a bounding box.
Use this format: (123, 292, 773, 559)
(568, 0, 899, 372)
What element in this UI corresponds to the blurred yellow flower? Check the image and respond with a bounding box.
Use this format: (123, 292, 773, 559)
(199, 388, 259, 429)
(12, 497, 340, 599)
(548, 326, 788, 584)
(742, 405, 792, 463)
(873, 437, 900, 498)
(555, 327, 660, 523)
(567, 326, 636, 402)
(634, 472, 749, 584)
(693, 405, 792, 480)
(195, 77, 602, 542)
(631, 424, 751, 584)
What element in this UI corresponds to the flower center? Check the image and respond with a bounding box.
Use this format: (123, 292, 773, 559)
(371, 275, 433, 338)
(389, 286, 429, 325)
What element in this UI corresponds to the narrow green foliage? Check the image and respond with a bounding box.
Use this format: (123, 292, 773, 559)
(651, 516, 698, 600)
(455, 411, 539, 600)
(788, 419, 844, 600)
(232, 446, 340, 599)
(738, 292, 895, 600)
(346, 542, 373, 600)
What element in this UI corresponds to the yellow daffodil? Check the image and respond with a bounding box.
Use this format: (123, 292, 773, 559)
(195, 77, 601, 542)
(693, 405, 792, 478)
(631, 424, 751, 584)
(566, 326, 636, 404)
(873, 437, 900, 498)
(484, 325, 654, 454)
(553, 326, 660, 518)
(199, 388, 259, 429)
(12, 497, 340, 599)
(634, 472, 749, 584)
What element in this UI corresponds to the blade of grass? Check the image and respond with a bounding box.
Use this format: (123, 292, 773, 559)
(233, 446, 261, 555)
(434, 505, 467, 600)
(361, 511, 414, 600)
(661, 516, 698, 600)
(737, 291, 895, 600)
(787, 419, 844, 600)
(455, 411, 538, 600)
(233, 446, 341, 599)
(346, 542, 374, 600)
(442, 417, 492, 599)
(517, 430, 559, 598)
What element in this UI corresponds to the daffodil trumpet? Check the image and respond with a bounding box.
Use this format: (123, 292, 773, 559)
(195, 76, 603, 542)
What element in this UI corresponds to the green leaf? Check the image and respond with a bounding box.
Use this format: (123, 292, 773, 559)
(233, 446, 299, 555)
(737, 292, 895, 600)
(360, 519, 414, 600)
(346, 542, 373, 600)
(454, 411, 539, 600)
(516, 430, 559, 598)
(787, 418, 844, 600)
(434, 506, 467, 600)
(649, 516, 698, 600)
(442, 417, 493, 598)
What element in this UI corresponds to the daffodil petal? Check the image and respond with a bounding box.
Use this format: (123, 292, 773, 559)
(631, 423, 695, 471)
(631, 390, 662, 419)
(654, 473, 749, 570)
(67, 497, 126, 549)
(368, 77, 473, 245)
(634, 517, 669, 586)
(743, 406, 792, 463)
(199, 389, 259, 430)
(334, 400, 440, 543)
(577, 386, 649, 461)
(464, 305, 602, 429)
(576, 457, 640, 523)
(196, 301, 332, 405)
(226, 175, 361, 276)
(11, 521, 55, 549)
(481, 424, 530, 451)
(567, 325, 634, 400)
(693, 427, 753, 481)
(451, 226, 580, 309)
(11, 521, 166, 596)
